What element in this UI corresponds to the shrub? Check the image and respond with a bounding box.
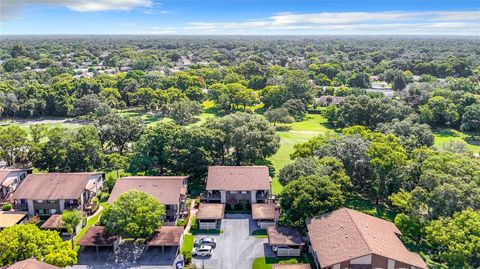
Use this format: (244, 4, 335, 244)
(96, 191, 110, 202)
(279, 258, 299, 264)
(182, 250, 192, 265)
(2, 203, 12, 211)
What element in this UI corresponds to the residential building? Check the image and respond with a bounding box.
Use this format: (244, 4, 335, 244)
(0, 211, 27, 230)
(204, 166, 271, 205)
(7, 258, 61, 269)
(11, 173, 104, 216)
(306, 208, 427, 269)
(107, 176, 188, 224)
(316, 96, 346, 107)
(0, 168, 30, 202)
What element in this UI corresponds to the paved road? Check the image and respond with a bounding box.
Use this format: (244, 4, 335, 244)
(193, 214, 273, 269)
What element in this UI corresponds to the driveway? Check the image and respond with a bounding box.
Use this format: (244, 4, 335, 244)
(192, 214, 274, 269)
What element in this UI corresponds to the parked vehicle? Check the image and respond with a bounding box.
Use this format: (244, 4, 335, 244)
(272, 246, 292, 252)
(195, 237, 217, 248)
(193, 245, 213, 257)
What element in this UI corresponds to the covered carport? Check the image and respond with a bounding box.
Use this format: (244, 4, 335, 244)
(77, 226, 119, 253)
(196, 203, 225, 230)
(267, 226, 304, 257)
(252, 203, 279, 229)
(145, 226, 184, 253)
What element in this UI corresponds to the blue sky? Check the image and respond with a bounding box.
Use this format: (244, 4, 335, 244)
(1, 0, 479, 35)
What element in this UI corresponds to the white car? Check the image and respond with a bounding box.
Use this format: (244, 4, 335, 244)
(195, 237, 217, 248)
(272, 246, 292, 252)
(192, 245, 213, 257)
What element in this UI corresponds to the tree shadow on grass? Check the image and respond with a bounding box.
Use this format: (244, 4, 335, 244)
(345, 197, 397, 222)
(433, 129, 459, 137)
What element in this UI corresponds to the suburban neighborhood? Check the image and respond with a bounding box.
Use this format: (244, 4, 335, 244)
(1, 166, 430, 269)
(1, 2, 479, 268)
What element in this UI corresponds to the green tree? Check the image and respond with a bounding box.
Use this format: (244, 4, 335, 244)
(169, 99, 202, 125)
(101, 190, 166, 238)
(0, 224, 77, 267)
(61, 210, 83, 249)
(30, 126, 104, 172)
(280, 175, 344, 228)
(0, 125, 29, 166)
(204, 112, 280, 165)
(264, 108, 294, 126)
(281, 99, 306, 120)
(460, 104, 480, 133)
(425, 209, 480, 268)
(95, 113, 144, 154)
(235, 88, 259, 110)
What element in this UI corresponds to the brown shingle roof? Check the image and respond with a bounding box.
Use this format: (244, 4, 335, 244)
(107, 176, 187, 205)
(306, 208, 427, 269)
(267, 226, 304, 246)
(8, 259, 61, 269)
(146, 226, 184, 246)
(271, 265, 311, 269)
(252, 203, 280, 220)
(196, 203, 225, 220)
(206, 166, 270, 191)
(40, 214, 65, 230)
(0, 211, 27, 228)
(11, 173, 99, 200)
(77, 226, 118, 246)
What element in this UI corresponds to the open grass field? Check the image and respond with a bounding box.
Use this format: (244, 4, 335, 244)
(433, 128, 480, 153)
(268, 113, 335, 194)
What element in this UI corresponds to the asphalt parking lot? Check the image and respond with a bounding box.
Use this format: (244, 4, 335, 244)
(192, 214, 274, 269)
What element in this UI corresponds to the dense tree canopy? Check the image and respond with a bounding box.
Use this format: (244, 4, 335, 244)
(280, 175, 344, 228)
(102, 190, 165, 238)
(0, 224, 77, 267)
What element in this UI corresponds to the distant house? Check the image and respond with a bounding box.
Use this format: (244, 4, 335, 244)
(107, 176, 188, 224)
(366, 88, 395, 99)
(316, 96, 346, 107)
(12, 173, 104, 216)
(306, 208, 427, 269)
(204, 166, 271, 205)
(0, 168, 31, 202)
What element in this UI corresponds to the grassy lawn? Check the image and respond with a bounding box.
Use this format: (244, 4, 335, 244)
(433, 128, 480, 153)
(268, 113, 334, 194)
(181, 233, 195, 253)
(73, 208, 103, 251)
(252, 256, 311, 269)
(252, 229, 268, 238)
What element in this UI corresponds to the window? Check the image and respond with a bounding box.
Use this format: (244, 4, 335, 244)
(37, 209, 46, 215)
(50, 209, 57, 214)
(20, 199, 27, 204)
(68, 199, 75, 204)
(48, 200, 57, 204)
(229, 191, 238, 194)
(36, 200, 43, 203)
(241, 191, 248, 194)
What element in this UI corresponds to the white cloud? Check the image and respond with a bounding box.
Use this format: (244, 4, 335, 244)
(1, 0, 152, 21)
(184, 10, 480, 35)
